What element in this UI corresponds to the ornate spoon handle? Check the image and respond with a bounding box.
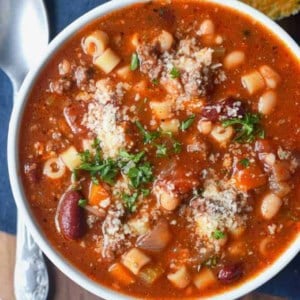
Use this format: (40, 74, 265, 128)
(14, 215, 49, 300)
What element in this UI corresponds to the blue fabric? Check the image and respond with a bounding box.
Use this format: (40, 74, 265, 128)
(0, 0, 299, 298)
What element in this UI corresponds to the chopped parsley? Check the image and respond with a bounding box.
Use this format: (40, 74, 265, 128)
(78, 199, 87, 208)
(204, 256, 218, 268)
(79, 158, 119, 185)
(130, 53, 140, 71)
(180, 114, 196, 131)
(152, 78, 159, 86)
(135, 121, 160, 144)
(122, 192, 139, 213)
(170, 67, 180, 79)
(239, 158, 250, 168)
(156, 144, 168, 157)
(173, 140, 182, 154)
(126, 162, 153, 189)
(222, 113, 264, 143)
(212, 229, 225, 240)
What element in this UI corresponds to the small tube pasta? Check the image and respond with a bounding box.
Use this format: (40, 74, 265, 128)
(150, 100, 174, 120)
(82, 30, 109, 57)
(60, 146, 82, 171)
(241, 71, 265, 95)
(167, 266, 191, 289)
(193, 268, 216, 290)
(160, 119, 180, 133)
(94, 48, 121, 74)
(122, 248, 151, 275)
(43, 157, 66, 179)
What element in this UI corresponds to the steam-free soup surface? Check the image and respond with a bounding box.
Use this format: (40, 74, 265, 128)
(20, 1, 300, 298)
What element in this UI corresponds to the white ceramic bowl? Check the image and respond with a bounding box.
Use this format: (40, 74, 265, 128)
(8, 0, 300, 299)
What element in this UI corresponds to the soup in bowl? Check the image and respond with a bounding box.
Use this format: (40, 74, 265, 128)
(8, 0, 300, 299)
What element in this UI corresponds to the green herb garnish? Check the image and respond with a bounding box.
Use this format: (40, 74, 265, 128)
(170, 67, 180, 79)
(135, 121, 160, 144)
(204, 257, 218, 268)
(126, 162, 153, 189)
(222, 113, 264, 143)
(130, 53, 139, 71)
(152, 78, 159, 86)
(78, 199, 87, 208)
(212, 229, 225, 240)
(180, 114, 196, 131)
(239, 158, 250, 168)
(79, 158, 119, 185)
(122, 192, 139, 213)
(156, 144, 168, 157)
(173, 140, 182, 154)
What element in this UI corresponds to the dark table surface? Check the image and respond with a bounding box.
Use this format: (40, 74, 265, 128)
(0, 0, 299, 298)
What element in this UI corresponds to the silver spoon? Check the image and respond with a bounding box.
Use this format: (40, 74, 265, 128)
(0, 0, 49, 299)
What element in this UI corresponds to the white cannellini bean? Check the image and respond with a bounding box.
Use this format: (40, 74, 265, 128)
(158, 30, 174, 51)
(224, 51, 245, 70)
(210, 125, 234, 146)
(82, 30, 109, 58)
(198, 19, 215, 35)
(159, 189, 180, 211)
(93, 48, 121, 73)
(258, 90, 277, 115)
(197, 120, 212, 135)
(260, 192, 282, 220)
(259, 65, 281, 89)
(43, 157, 66, 179)
(241, 71, 265, 95)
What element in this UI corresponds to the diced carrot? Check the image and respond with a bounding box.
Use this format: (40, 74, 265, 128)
(89, 183, 110, 206)
(232, 165, 267, 191)
(108, 263, 135, 286)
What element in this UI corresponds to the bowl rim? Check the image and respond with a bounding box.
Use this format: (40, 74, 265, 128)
(8, 0, 300, 299)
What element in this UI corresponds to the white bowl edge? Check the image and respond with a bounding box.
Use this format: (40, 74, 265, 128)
(8, 0, 300, 299)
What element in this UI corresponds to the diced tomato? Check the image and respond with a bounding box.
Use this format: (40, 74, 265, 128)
(232, 165, 267, 191)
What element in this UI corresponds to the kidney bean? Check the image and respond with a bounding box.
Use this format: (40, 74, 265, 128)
(218, 263, 243, 283)
(58, 190, 86, 240)
(201, 97, 247, 122)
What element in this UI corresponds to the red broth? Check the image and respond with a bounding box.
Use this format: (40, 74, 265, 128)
(19, 1, 300, 298)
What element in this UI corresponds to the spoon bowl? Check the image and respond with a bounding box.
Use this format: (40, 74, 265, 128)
(0, 0, 49, 90)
